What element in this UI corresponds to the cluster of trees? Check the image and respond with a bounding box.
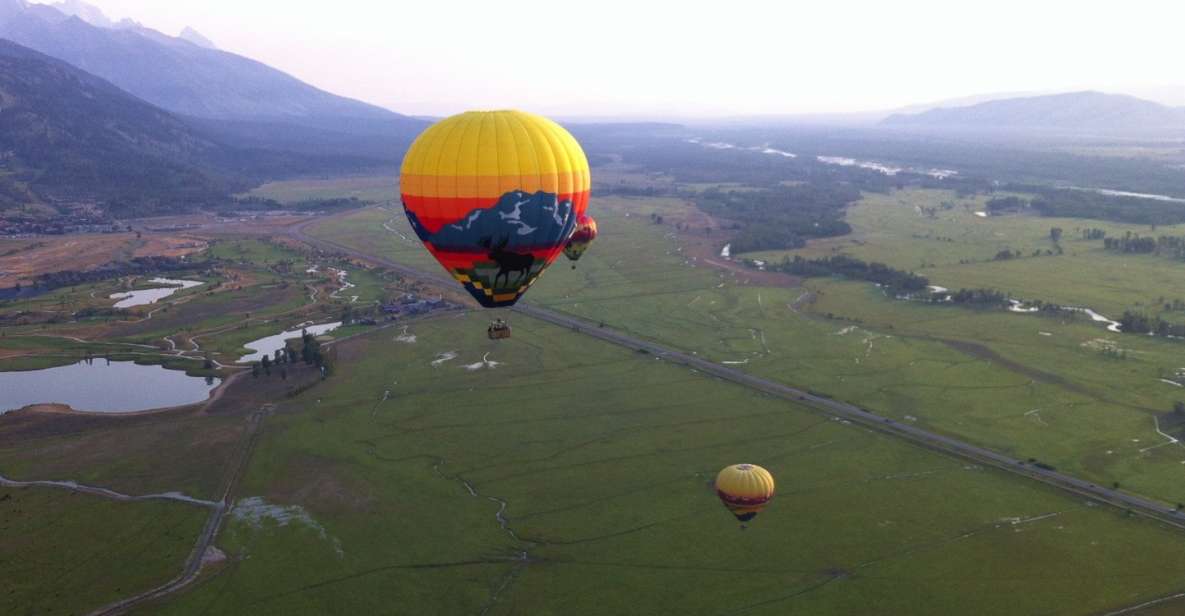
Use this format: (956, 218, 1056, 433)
(1023, 187, 1185, 225)
(229, 197, 370, 213)
(1082, 228, 1107, 240)
(1163, 299, 1185, 312)
(251, 329, 332, 380)
(696, 185, 857, 253)
(1118, 312, 1185, 337)
(986, 196, 1027, 213)
(594, 185, 675, 198)
(19, 257, 203, 295)
(620, 140, 905, 194)
(1101, 233, 1185, 260)
(771, 255, 928, 293)
(72, 306, 121, 319)
(946, 288, 1010, 307)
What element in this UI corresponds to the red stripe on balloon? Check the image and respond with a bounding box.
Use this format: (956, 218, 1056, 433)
(402, 190, 590, 234)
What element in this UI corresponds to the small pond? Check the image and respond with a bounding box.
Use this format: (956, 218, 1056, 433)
(0, 359, 221, 414)
(110, 278, 203, 309)
(238, 322, 342, 363)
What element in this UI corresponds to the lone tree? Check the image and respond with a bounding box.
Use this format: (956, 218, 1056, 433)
(1175, 401, 1185, 416)
(1049, 227, 1063, 243)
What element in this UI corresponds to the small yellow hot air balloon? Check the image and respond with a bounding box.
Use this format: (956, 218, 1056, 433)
(715, 464, 775, 525)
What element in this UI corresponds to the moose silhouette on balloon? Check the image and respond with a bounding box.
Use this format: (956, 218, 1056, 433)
(479, 236, 536, 288)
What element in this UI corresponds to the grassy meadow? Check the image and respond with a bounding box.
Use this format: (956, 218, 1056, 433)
(9, 176, 1185, 614)
(307, 191, 1185, 508)
(247, 174, 399, 204)
(746, 189, 1185, 319)
(1, 489, 208, 616)
(142, 313, 1185, 615)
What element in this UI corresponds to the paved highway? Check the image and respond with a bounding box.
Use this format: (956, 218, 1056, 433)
(291, 215, 1185, 532)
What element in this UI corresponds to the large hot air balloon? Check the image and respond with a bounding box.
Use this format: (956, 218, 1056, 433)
(400, 110, 591, 308)
(563, 214, 598, 268)
(715, 464, 775, 525)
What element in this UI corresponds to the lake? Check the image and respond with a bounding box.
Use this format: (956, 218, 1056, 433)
(0, 359, 221, 414)
(238, 321, 342, 363)
(110, 278, 203, 308)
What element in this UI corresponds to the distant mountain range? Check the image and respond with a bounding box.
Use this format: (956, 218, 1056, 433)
(881, 91, 1185, 134)
(0, 0, 425, 140)
(0, 38, 227, 212)
(0, 0, 434, 216)
(0, 39, 385, 216)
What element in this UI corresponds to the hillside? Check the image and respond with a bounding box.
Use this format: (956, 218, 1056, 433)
(881, 91, 1185, 134)
(0, 0, 425, 144)
(0, 38, 385, 217)
(0, 38, 231, 214)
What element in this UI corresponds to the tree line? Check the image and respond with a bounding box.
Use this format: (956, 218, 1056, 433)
(696, 185, 858, 253)
(1118, 312, 1185, 338)
(1102, 232, 1185, 260)
(14, 256, 204, 294)
(770, 255, 928, 293)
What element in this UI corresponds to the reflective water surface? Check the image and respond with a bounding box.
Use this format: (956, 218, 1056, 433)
(238, 322, 342, 363)
(0, 359, 221, 414)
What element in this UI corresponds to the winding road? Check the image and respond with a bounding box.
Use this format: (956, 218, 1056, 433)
(290, 213, 1185, 533)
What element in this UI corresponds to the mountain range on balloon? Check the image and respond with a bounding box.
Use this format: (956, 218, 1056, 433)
(404, 189, 579, 307)
(398, 110, 591, 309)
(405, 190, 576, 253)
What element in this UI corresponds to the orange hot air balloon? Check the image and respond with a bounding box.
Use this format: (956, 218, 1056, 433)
(715, 464, 775, 525)
(399, 110, 590, 308)
(563, 214, 598, 268)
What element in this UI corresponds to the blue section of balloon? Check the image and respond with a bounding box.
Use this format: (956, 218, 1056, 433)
(404, 190, 576, 252)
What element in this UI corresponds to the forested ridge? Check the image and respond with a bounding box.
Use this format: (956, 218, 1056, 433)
(0, 39, 387, 218)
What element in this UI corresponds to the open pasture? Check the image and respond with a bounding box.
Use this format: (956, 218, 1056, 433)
(247, 174, 399, 204)
(143, 313, 1185, 616)
(309, 194, 1185, 506)
(746, 189, 1185, 318)
(0, 488, 208, 616)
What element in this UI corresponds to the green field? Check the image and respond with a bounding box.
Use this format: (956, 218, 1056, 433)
(307, 192, 1185, 508)
(9, 180, 1185, 614)
(247, 174, 399, 204)
(143, 313, 1185, 615)
(746, 190, 1185, 318)
(0, 406, 246, 499)
(1, 489, 207, 616)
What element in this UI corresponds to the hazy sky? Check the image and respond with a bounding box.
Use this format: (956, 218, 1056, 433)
(35, 0, 1185, 117)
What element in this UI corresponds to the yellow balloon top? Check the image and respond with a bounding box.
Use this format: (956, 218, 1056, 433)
(715, 464, 776, 501)
(400, 109, 590, 201)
